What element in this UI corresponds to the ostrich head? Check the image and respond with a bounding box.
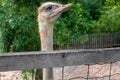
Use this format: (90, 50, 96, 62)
(37, 2, 72, 51)
(37, 2, 72, 23)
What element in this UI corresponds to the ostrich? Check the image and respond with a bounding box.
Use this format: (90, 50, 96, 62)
(37, 2, 72, 80)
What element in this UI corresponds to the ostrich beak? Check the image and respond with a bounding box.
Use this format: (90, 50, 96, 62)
(50, 4, 72, 17)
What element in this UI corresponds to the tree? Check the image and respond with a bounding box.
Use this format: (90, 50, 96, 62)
(97, 0, 120, 33)
(0, 0, 40, 52)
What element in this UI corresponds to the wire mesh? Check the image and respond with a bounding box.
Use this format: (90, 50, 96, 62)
(54, 62, 120, 80)
(54, 32, 120, 80)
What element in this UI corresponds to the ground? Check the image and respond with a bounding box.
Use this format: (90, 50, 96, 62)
(0, 62, 120, 80)
(0, 71, 22, 80)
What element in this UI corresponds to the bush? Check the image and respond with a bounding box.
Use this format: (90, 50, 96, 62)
(0, 0, 40, 52)
(97, 3, 120, 33)
(54, 3, 96, 46)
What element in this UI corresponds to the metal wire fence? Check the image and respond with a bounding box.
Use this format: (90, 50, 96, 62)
(54, 32, 120, 80)
(54, 62, 120, 80)
(57, 63, 117, 80)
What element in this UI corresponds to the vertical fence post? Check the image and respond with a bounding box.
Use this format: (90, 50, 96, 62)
(109, 62, 112, 80)
(62, 66, 64, 80)
(87, 65, 90, 80)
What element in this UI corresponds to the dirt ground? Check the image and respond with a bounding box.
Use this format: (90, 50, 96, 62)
(0, 62, 120, 80)
(0, 71, 22, 80)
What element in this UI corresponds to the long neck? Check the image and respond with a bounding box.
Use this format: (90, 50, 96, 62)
(39, 21, 54, 51)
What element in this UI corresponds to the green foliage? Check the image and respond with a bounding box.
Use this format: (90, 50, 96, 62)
(105, 0, 120, 7)
(80, 0, 103, 20)
(97, 1, 120, 33)
(54, 3, 96, 46)
(0, 0, 40, 52)
(22, 69, 42, 80)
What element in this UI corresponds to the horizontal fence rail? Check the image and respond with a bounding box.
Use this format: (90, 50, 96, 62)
(0, 47, 120, 72)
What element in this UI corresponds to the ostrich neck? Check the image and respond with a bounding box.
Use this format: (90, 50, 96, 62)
(39, 21, 54, 51)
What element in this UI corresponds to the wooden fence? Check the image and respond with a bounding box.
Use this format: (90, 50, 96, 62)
(0, 32, 120, 79)
(0, 47, 120, 72)
(54, 32, 120, 50)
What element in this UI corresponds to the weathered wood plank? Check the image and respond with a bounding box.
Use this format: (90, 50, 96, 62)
(0, 47, 120, 72)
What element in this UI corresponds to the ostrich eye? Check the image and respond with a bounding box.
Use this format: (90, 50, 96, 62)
(46, 6, 53, 11)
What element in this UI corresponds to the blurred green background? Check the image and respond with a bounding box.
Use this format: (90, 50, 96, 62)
(0, 0, 120, 52)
